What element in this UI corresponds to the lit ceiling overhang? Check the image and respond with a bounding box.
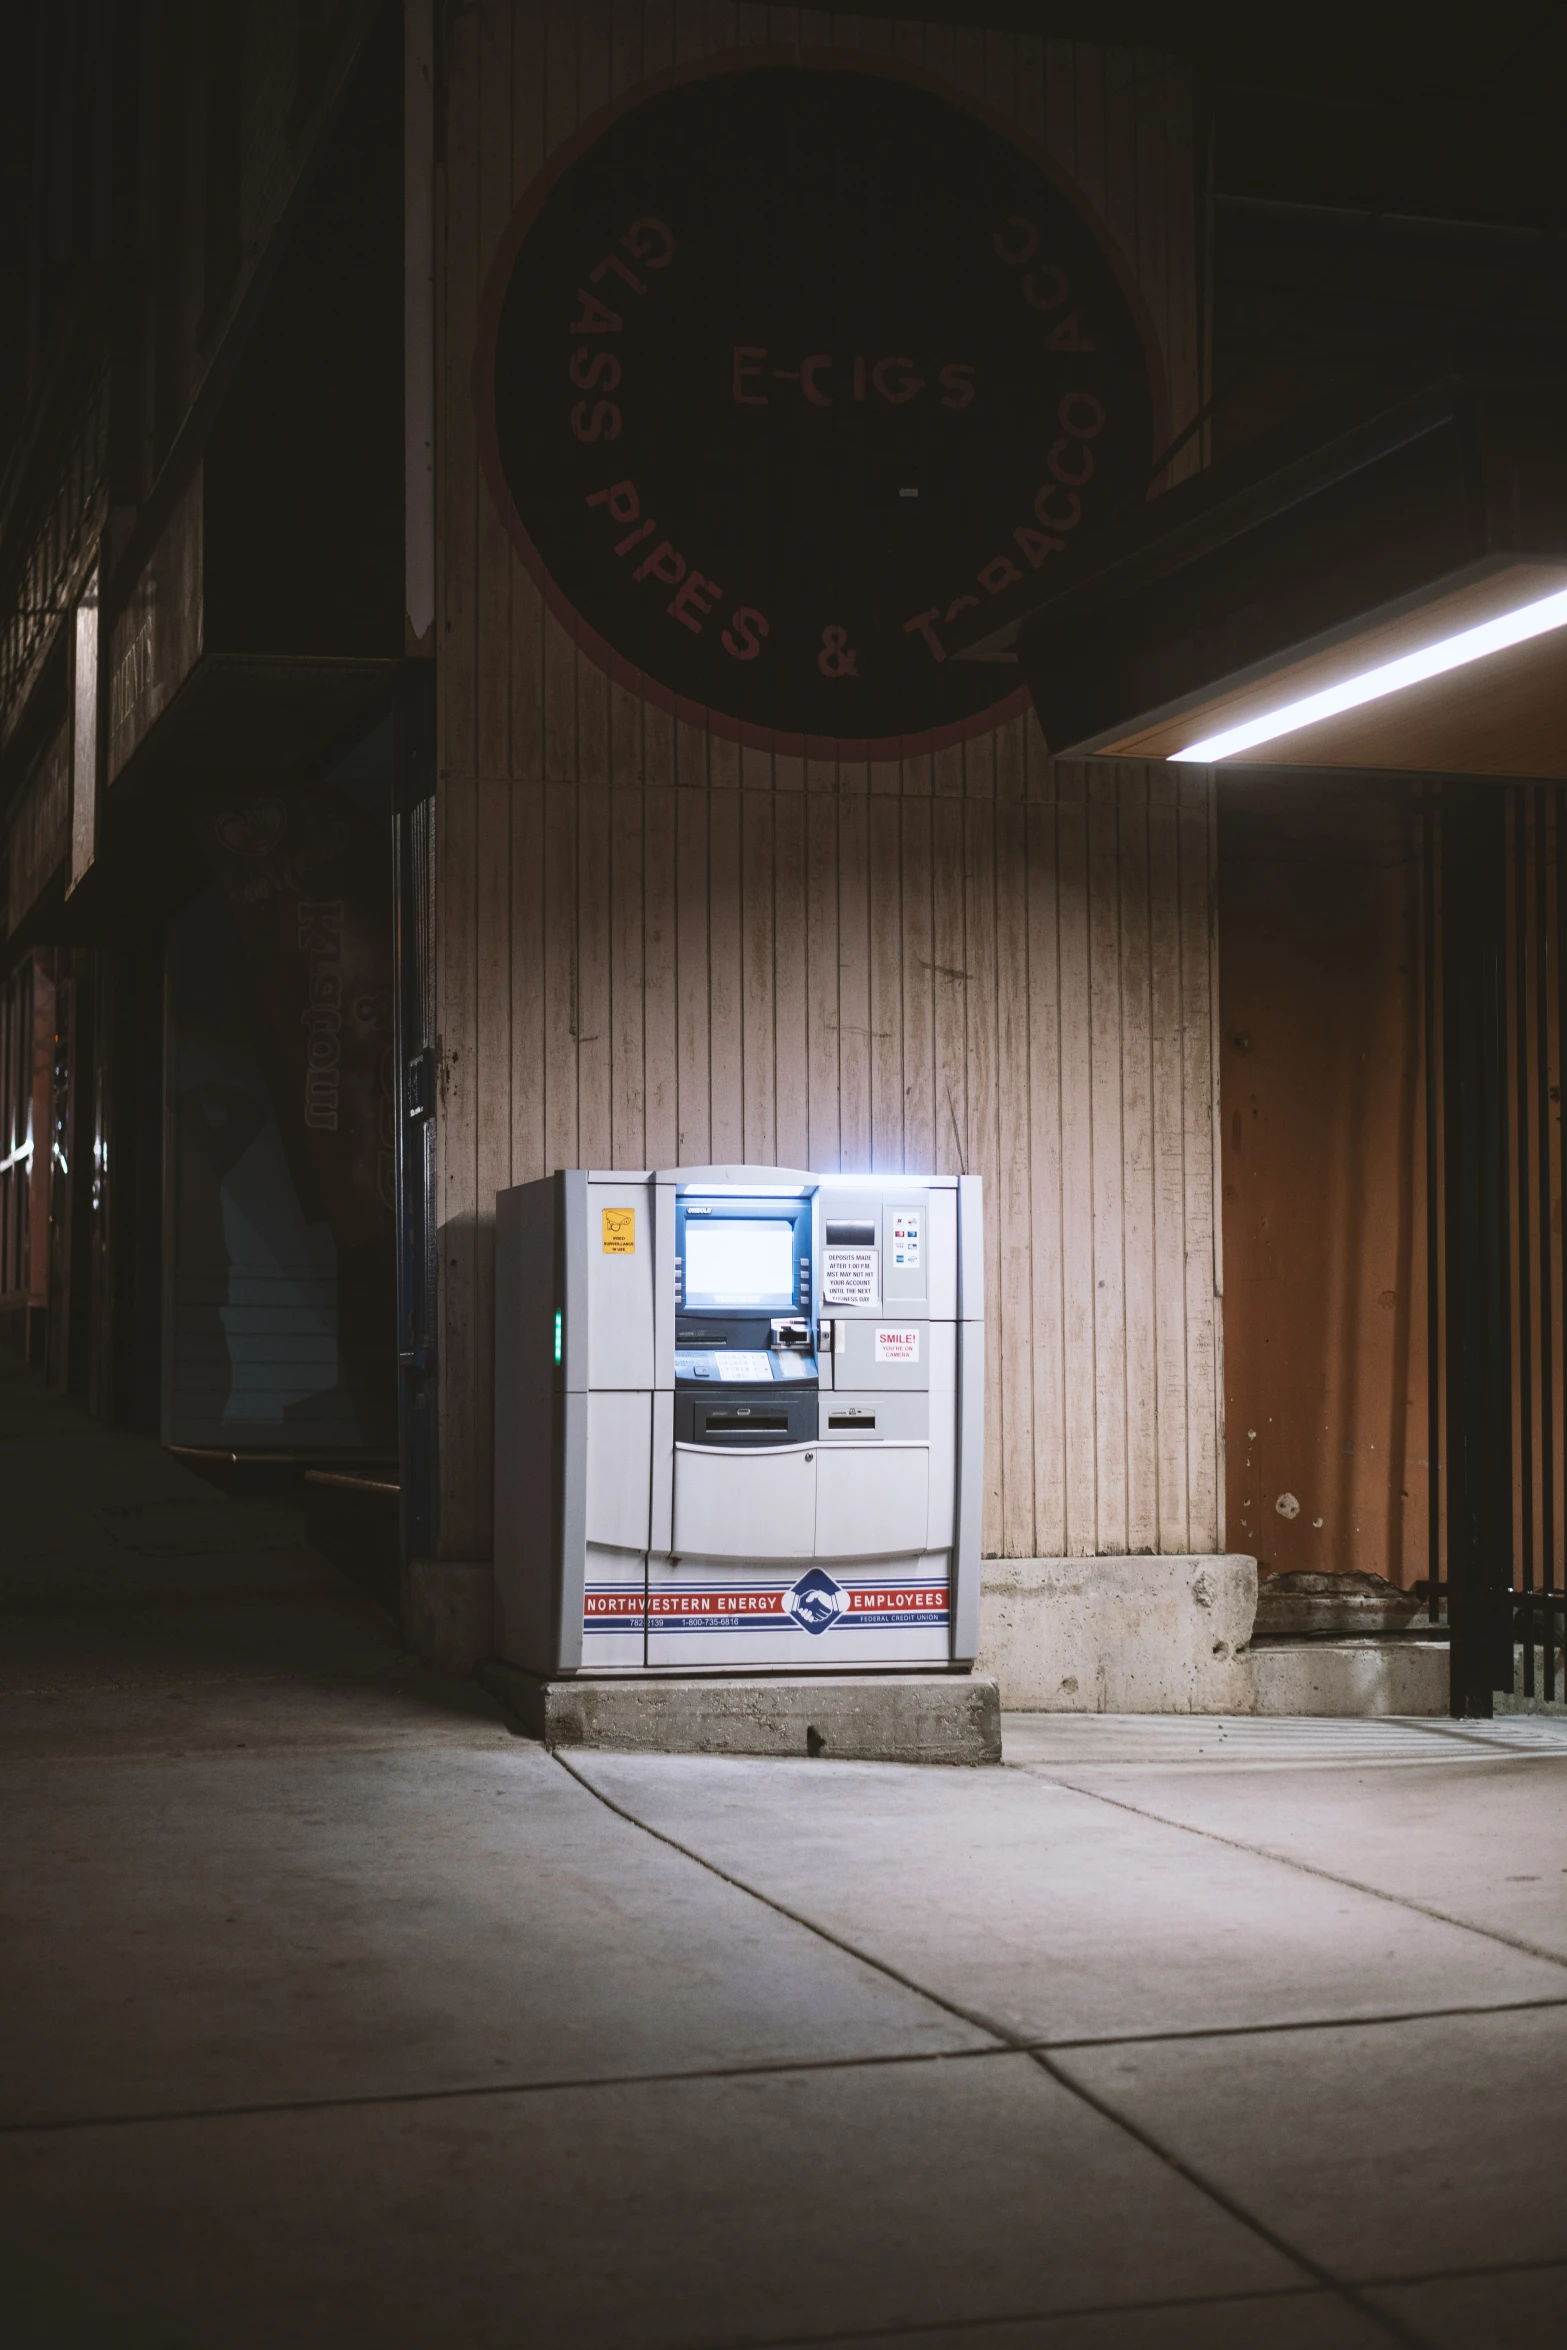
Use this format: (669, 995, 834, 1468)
(953, 375, 1567, 776)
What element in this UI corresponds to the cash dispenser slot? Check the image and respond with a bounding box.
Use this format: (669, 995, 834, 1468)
(675, 1388, 819, 1447)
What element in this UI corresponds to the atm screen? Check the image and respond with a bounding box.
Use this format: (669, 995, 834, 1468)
(683, 1217, 796, 1308)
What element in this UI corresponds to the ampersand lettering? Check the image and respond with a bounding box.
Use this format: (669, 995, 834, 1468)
(817, 625, 859, 678)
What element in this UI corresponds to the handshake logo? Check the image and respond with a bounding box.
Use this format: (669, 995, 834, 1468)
(781, 1568, 850, 1636)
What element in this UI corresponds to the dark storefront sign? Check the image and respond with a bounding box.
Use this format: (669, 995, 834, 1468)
(476, 54, 1162, 758)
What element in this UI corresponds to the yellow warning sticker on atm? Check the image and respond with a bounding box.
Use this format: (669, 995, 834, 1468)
(601, 1206, 636, 1255)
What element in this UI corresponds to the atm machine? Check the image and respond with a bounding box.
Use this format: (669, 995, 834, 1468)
(493, 1166, 982, 1676)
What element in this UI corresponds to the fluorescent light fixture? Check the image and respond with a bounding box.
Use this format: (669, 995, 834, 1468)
(1170, 582, 1567, 764)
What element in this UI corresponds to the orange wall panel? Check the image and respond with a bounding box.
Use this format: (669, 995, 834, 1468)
(1218, 775, 1430, 1586)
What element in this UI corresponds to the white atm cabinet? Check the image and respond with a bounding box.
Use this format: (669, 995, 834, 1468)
(815, 1441, 930, 1557)
(585, 1183, 655, 1390)
(585, 1391, 651, 1550)
(672, 1443, 817, 1561)
(819, 1392, 929, 1440)
(493, 1165, 983, 1678)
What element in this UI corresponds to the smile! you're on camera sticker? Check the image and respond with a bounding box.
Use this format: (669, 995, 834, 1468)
(875, 1327, 920, 1363)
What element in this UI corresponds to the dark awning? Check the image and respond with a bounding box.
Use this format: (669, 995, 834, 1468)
(955, 373, 1567, 777)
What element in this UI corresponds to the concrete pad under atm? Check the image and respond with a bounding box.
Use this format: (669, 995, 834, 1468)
(479, 1664, 1002, 1764)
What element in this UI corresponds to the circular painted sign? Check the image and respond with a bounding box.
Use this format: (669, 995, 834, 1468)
(476, 56, 1163, 758)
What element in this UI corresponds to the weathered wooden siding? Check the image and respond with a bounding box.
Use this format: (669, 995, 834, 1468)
(436, 3, 1219, 1564)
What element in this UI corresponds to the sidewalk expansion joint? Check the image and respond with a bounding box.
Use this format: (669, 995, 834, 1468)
(706, 2278, 1356, 2350)
(552, 1751, 1426, 2350)
(0, 2043, 1012, 2139)
(1032, 1989, 1567, 2051)
(1038, 1770, 1567, 1976)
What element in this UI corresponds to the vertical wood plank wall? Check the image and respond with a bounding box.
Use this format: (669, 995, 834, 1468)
(436, 3, 1221, 1566)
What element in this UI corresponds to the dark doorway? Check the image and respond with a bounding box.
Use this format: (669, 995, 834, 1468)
(163, 712, 398, 1464)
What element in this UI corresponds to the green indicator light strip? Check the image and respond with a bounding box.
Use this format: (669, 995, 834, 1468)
(553, 1310, 563, 1365)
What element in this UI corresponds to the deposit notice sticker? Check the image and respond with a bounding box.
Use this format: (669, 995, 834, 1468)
(823, 1247, 877, 1306)
(601, 1206, 635, 1254)
(875, 1326, 920, 1363)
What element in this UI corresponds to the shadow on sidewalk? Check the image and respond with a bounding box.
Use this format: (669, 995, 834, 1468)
(0, 1357, 499, 1753)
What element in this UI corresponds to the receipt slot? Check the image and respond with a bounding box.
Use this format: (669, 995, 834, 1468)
(493, 1166, 983, 1676)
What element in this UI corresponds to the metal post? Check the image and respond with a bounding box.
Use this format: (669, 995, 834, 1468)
(1516, 792, 1534, 1701)
(1422, 787, 1442, 1631)
(1440, 780, 1514, 1716)
(1553, 786, 1567, 1703)
(1531, 784, 1556, 1701)
(393, 662, 439, 1568)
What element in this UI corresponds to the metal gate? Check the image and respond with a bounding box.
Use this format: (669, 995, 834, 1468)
(1425, 780, 1566, 1716)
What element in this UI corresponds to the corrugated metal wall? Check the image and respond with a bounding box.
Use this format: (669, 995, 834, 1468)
(435, 3, 1220, 1564)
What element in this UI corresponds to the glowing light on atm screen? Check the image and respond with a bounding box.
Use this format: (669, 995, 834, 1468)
(684, 1219, 796, 1307)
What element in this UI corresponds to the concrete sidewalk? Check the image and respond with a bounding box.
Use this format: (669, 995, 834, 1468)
(3, 1361, 1565, 2348)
